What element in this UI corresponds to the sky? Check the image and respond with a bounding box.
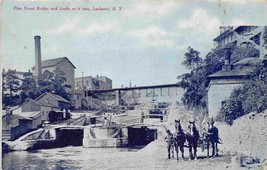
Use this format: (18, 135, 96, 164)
(1, 0, 267, 88)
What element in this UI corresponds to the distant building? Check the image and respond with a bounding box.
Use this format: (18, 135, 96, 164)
(75, 75, 112, 92)
(207, 57, 258, 118)
(2, 107, 38, 141)
(213, 26, 267, 59)
(32, 57, 76, 92)
(31, 36, 76, 92)
(21, 99, 60, 122)
(35, 92, 71, 111)
(207, 26, 267, 118)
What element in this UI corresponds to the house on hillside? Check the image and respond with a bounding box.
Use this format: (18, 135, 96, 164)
(207, 57, 259, 118)
(213, 26, 267, 59)
(207, 26, 267, 118)
(32, 57, 76, 92)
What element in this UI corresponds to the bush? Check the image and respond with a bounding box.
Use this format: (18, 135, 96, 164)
(219, 61, 267, 125)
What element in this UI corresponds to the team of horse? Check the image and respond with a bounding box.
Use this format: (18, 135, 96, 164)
(165, 118, 220, 161)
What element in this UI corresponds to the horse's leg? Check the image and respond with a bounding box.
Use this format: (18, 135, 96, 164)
(193, 142, 198, 160)
(189, 143, 193, 160)
(207, 141, 210, 158)
(180, 143, 185, 160)
(171, 143, 174, 158)
(167, 143, 171, 159)
(175, 143, 179, 161)
(211, 141, 215, 157)
(215, 142, 219, 156)
(201, 139, 204, 152)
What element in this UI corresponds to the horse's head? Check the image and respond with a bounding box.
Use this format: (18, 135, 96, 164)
(189, 118, 195, 127)
(175, 119, 182, 132)
(207, 117, 215, 129)
(175, 119, 181, 124)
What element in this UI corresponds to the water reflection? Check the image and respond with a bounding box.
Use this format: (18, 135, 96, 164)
(2, 146, 140, 170)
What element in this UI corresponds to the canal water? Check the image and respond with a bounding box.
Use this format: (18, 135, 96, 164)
(2, 146, 142, 170)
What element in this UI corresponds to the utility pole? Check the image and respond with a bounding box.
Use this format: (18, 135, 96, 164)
(82, 72, 84, 89)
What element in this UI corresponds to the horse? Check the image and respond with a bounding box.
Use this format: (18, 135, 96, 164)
(205, 118, 220, 158)
(173, 119, 186, 161)
(185, 119, 200, 160)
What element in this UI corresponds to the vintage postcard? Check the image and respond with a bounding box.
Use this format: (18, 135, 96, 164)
(1, 0, 267, 169)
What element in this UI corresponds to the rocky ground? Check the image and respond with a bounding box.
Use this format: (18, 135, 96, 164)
(131, 103, 267, 170)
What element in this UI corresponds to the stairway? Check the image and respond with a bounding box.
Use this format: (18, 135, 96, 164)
(2, 130, 11, 141)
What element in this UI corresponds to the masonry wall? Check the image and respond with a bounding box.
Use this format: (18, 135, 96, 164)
(208, 78, 244, 118)
(40, 106, 53, 121)
(21, 100, 41, 112)
(56, 59, 75, 92)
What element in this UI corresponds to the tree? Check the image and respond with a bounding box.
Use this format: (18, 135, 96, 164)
(36, 69, 70, 100)
(182, 47, 203, 72)
(52, 68, 71, 100)
(178, 47, 208, 108)
(2, 70, 21, 107)
(219, 61, 267, 125)
(20, 71, 37, 102)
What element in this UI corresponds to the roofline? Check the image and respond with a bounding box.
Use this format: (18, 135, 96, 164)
(32, 57, 76, 69)
(36, 92, 70, 104)
(207, 74, 247, 79)
(28, 99, 61, 108)
(213, 28, 233, 41)
(62, 57, 76, 69)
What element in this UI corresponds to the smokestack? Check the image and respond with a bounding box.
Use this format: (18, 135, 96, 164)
(222, 47, 232, 71)
(34, 35, 42, 79)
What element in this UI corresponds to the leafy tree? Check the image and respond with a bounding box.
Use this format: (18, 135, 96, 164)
(219, 61, 267, 125)
(36, 69, 70, 100)
(2, 70, 21, 106)
(178, 47, 224, 109)
(20, 71, 37, 102)
(182, 47, 203, 72)
(51, 68, 71, 99)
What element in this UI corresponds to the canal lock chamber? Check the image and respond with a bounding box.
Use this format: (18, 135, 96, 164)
(127, 126, 157, 148)
(55, 128, 84, 147)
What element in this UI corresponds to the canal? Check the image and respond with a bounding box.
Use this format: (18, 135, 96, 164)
(2, 146, 141, 170)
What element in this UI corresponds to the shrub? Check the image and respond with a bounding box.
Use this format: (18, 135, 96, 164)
(219, 61, 267, 125)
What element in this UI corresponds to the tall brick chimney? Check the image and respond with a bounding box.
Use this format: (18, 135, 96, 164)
(34, 35, 42, 79)
(222, 47, 232, 71)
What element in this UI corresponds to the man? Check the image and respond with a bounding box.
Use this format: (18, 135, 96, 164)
(165, 129, 174, 159)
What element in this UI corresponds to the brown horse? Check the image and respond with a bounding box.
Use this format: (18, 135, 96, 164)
(185, 120, 200, 160)
(173, 119, 186, 161)
(206, 118, 220, 158)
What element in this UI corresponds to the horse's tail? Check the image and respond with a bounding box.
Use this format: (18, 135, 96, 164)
(218, 137, 223, 144)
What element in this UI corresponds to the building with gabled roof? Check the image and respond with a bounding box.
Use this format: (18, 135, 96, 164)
(206, 26, 267, 118)
(207, 55, 258, 118)
(32, 57, 76, 92)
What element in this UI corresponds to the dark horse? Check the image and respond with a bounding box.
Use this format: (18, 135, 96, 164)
(185, 119, 200, 160)
(206, 118, 220, 158)
(173, 119, 186, 161)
